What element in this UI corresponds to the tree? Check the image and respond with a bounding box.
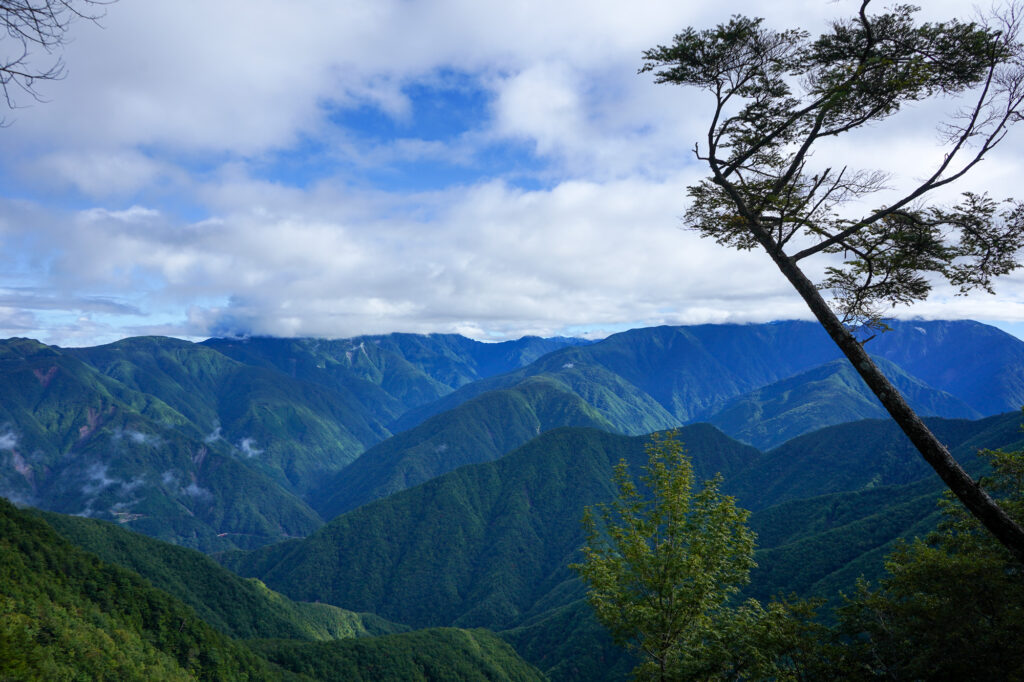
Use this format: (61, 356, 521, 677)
(641, 1, 1024, 562)
(834, 445, 1024, 679)
(1, 1, 111, 122)
(571, 432, 820, 681)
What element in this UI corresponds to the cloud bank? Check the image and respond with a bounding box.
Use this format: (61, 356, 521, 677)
(2, 1, 1023, 346)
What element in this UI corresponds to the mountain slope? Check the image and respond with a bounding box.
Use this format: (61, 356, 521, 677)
(67, 336, 390, 495)
(3, 498, 546, 681)
(0, 338, 322, 551)
(721, 413, 1008, 511)
(250, 628, 547, 682)
(224, 426, 760, 631)
(0, 497, 286, 680)
(37, 509, 404, 642)
(223, 413, 1024, 680)
(312, 376, 615, 519)
(392, 322, 844, 432)
(202, 333, 586, 425)
(223, 425, 759, 680)
(706, 356, 980, 450)
(870, 320, 1024, 415)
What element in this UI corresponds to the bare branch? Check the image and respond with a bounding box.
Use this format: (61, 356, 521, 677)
(0, 0, 112, 123)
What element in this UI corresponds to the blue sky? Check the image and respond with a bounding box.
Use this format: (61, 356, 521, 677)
(3, 0, 1024, 347)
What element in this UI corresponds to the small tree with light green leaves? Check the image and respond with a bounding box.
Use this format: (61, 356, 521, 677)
(572, 432, 821, 681)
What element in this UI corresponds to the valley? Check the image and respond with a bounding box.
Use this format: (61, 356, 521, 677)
(3, 319, 1024, 679)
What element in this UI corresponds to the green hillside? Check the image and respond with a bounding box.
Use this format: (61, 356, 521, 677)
(0, 497, 286, 680)
(223, 415, 1024, 680)
(223, 425, 760, 679)
(68, 336, 391, 495)
(313, 375, 614, 518)
(250, 628, 547, 681)
(37, 509, 404, 642)
(0, 338, 323, 551)
(3, 497, 547, 680)
(202, 333, 584, 424)
(722, 414, 1004, 511)
(746, 480, 943, 607)
(226, 427, 759, 624)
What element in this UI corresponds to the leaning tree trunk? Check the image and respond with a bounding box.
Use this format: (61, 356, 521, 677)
(760, 241, 1024, 565)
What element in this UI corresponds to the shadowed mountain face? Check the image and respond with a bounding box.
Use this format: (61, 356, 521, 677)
(866, 320, 1024, 415)
(704, 356, 981, 450)
(312, 320, 1024, 514)
(392, 321, 1024, 436)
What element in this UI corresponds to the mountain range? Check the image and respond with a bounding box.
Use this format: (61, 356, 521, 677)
(4, 320, 1023, 548)
(4, 318, 1024, 678)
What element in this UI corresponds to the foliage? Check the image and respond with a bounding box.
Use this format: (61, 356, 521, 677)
(37, 508, 404, 642)
(0, 497, 286, 680)
(2, 497, 543, 681)
(642, 4, 1024, 328)
(834, 445, 1024, 679)
(571, 432, 819, 680)
(250, 627, 547, 682)
(641, 0, 1024, 561)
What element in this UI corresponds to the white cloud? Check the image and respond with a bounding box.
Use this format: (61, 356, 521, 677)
(184, 482, 212, 501)
(238, 438, 263, 458)
(2, 1, 1022, 345)
(204, 426, 222, 444)
(33, 151, 174, 198)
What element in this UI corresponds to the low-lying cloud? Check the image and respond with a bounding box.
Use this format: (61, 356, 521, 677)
(238, 438, 263, 458)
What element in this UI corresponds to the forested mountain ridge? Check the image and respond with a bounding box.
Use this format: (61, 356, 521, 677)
(330, 320, 1023, 510)
(392, 321, 1024, 435)
(34, 507, 406, 642)
(0, 332, 585, 548)
(202, 332, 590, 426)
(5, 319, 1024, 678)
(0, 496, 293, 679)
(222, 413, 1024, 680)
(2, 319, 1023, 550)
(226, 425, 761, 628)
(0, 338, 324, 551)
(311, 376, 615, 519)
(0, 496, 547, 680)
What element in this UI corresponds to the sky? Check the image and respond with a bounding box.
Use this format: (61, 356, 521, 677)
(4, 0, 1024, 347)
